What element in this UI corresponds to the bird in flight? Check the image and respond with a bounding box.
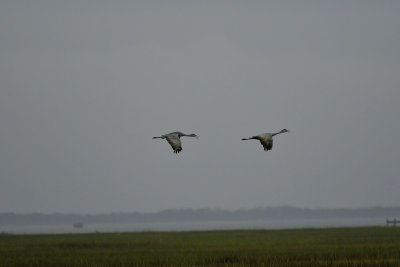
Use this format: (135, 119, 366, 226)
(153, 131, 198, 153)
(241, 129, 289, 151)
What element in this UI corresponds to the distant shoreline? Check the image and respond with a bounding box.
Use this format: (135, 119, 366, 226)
(1, 206, 399, 226)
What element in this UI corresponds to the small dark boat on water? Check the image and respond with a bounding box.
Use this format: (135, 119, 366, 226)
(73, 222, 83, 228)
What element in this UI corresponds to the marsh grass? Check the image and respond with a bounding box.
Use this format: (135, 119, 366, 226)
(1, 227, 399, 266)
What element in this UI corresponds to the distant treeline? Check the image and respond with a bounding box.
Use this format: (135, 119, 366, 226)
(1, 206, 400, 226)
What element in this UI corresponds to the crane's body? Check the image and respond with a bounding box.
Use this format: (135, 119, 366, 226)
(242, 129, 289, 151)
(153, 131, 198, 153)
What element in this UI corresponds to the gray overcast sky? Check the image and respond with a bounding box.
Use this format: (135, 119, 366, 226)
(1, 1, 399, 213)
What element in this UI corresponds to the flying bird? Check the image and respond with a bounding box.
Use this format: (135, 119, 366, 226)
(153, 131, 198, 153)
(241, 129, 289, 151)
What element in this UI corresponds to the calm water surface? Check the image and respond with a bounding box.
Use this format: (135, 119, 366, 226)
(0, 217, 386, 234)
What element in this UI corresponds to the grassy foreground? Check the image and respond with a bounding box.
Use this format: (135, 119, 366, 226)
(1, 227, 399, 266)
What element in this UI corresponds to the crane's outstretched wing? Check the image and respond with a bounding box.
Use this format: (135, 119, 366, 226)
(259, 138, 273, 151)
(165, 134, 182, 153)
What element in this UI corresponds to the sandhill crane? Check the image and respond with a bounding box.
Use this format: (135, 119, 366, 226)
(153, 131, 198, 153)
(241, 129, 289, 151)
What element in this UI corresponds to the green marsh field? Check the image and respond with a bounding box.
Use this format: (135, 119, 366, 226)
(1, 227, 400, 266)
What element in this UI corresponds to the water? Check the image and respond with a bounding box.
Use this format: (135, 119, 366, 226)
(0, 217, 386, 234)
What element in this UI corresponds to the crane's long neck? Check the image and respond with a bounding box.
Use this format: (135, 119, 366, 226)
(181, 133, 197, 138)
(272, 129, 287, 137)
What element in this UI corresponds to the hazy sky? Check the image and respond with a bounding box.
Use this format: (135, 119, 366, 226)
(1, 1, 399, 213)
